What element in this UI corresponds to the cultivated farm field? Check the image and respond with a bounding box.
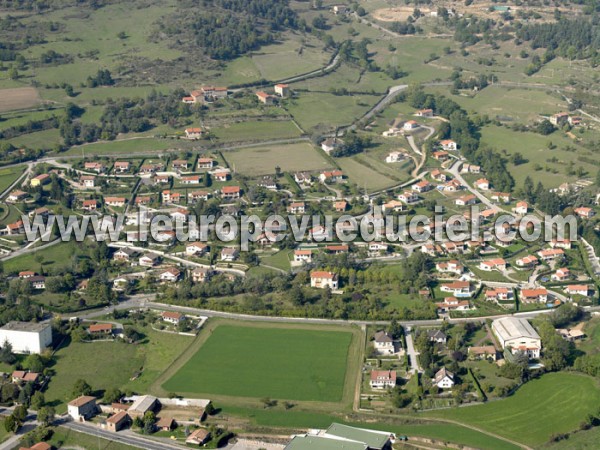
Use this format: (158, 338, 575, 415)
(0, 87, 41, 112)
(162, 322, 359, 402)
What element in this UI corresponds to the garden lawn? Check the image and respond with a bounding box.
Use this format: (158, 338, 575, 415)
(425, 372, 600, 447)
(163, 324, 353, 402)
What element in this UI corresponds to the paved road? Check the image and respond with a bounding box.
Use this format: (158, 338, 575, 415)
(404, 327, 422, 374)
(581, 238, 600, 276)
(447, 159, 499, 211)
(62, 420, 185, 450)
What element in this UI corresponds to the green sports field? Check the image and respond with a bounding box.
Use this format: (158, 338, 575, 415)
(426, 372, 600, 447)
(163, 324, 354, 402)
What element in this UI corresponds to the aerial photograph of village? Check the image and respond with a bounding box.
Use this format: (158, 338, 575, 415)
(0, 0, 600, 449)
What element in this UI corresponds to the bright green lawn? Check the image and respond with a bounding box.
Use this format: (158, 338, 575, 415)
(426, 372, 600, 447)
(212, 120, 302, 142)
(163, 324, 353, 401)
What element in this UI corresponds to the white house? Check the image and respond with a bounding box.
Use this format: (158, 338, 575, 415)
(310, 271, 338, 290)
(321, 138, 343, 154)
(221, 247, 239, 261)
(385, 151, 404, 163)
(370, 370, 396, 389)
(565, 285, 590, 296)
(294, 249, 313, 263)
(186, 242, 208, 256)
(373, 331, 394, 354)
(68, 396, 97, 421)
(161, 311, 185, 324)
(440, 139, 457, 151)
(514, 201, 529, 215)
(403, 120, 419, 131)
(492, 317, 541, 359)
(160, 268, 181, 283)
(433, 367, 455, 389)
(0, 321, 53, 354)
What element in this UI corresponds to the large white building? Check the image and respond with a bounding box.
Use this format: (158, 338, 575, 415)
(0, 321, 53, 354)
(492, 317, 541, 359)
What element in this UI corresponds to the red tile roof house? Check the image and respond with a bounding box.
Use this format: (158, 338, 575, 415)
(274, 83, 290, 97)
(565, 285, 590, 297)
(479, 258, 507, 272)
(574, 207, 596, 219)
(19, 442, 51, 450)
(485, 287, 510, 302)
(369, 370, 397, 389)
(172, 159, 189, 170)
(161, 311, 185, 324)
(435, 297, 471, 313)
(186, 428, 210, 446)
(520, 288, 548, 303)
(7, 190, 28, 203)
(287, 202, 306, 214)
(403, 119, 419, 130)
(84, 162, 106, 173)
(67, 395, 97, 421)
(440, 281, 473, 297)
(135, 196, 151, 206)
(88, 323, 113, 335)
(537, 248, 565, 261)
(104, 197, 126, 207)
(412, 180, 433, 193)
(516, 255, 538, 268)
(82, 199, 98, 211)
(186, 242, 208, 256)
(12, 370, 40, 384)
(440, 139, 457, 151)
(455, 194, 477, 206)
(184, 128, 202, 139)
(192, 267, 213, 283)
(160, 268, 181, 283)
(220, 247, 239, 261)
(106, 410, 130, 432)
(310, 271, 339, 290)
(294, 249, 313, 263)
(113, 161, 130, 173)
(319, 170, 343, 183)
(221, 186, 241, 199)
(552, 268, 571, 281)
(181, 175, 201, 185)
(432, 150, 449, 161)
(213, 171, 229, 182)
(415, 108, 433, 117)
(256, 91, 276, 105)
(474, 178, 490, 190)
(5, 220, 24, 235)
(334, 201, 348, 212)
(197, 158, 215, 169)
(81, 175, 96, 188)
(188, 190, 210, 202)
(162, 190, 181, 204)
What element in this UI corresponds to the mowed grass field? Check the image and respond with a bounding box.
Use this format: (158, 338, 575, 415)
(481, 125, 598, 188)
(223, 141, 333, 176)
(0, 165, 26, 194)
(0, 87, 41, 112)
(163, 323, 356, 402)
(426, 372, 600, 447)
(212, 120, 302, 142)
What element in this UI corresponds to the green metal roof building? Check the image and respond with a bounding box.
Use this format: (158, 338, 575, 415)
(285, 423, 393, 450)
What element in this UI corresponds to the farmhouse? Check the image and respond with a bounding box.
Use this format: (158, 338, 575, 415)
(185, 128, 202, 139)
(256, 91, 276, 105)
(127, 395, 158, 418)
(433, 367, 455, 389)
(106, 411, 130, 432)
(321, 138, 344, 154)
(186, 428, 210, 445)
(492, 317, 541, 359)
(370, 370, 396, 389)
(156, 417, 175, 431)
(550, 112, 569, 126)
(0, 321, 52, 354)
(310, 271, 339, 290)
(68, 396, 97, 421)
(274, 83, 290, 97)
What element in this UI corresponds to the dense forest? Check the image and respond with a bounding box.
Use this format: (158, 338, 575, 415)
(156, 0, 300, 60)
(517, 18, 600, 64)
